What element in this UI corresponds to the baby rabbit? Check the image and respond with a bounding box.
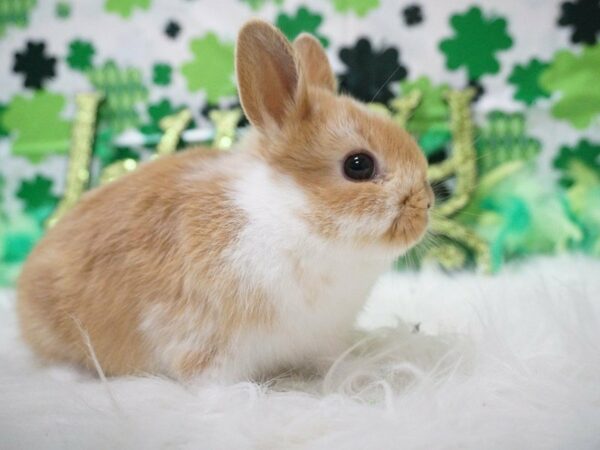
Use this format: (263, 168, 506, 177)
(17, 20, 433, 382)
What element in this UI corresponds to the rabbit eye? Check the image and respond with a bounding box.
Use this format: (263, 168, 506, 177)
(343, 153, 375, 181)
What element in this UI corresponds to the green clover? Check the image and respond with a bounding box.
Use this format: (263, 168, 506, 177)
(2, 91, 71, 162)
(276, 6, 329, 47)
(104, 0, 151, 18)
(17, 175, 60, 225)
(553, 140, 600, 188)
(55, 1, 71, 19)
(153, 63, 172, 86)
(181, 33, 236, 103)
(67, 39, 95, 72)
(240, 0, 282, 11)
(0, 103, 9, 137)
(331, 0, 379, 17)
(508, 59, 550, 106)
(540, 45, 600, 129)
(440, 6, 513, 80)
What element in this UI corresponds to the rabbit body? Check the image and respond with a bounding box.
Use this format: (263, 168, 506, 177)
(18, 21, 432, 381)
(18, 148, 393, 380)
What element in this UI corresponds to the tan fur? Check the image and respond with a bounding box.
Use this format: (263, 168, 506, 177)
(248, 90, 433, 247)
(236, 20, 309, 130)
(293, 33, 337, 92)
(17, 21, 432, 380)
(18, 149, 273, 377)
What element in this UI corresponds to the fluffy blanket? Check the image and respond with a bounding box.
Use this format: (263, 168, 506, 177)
(1, 256, 599, 449)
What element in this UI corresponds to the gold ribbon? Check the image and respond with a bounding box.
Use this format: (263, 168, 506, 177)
(427, 89, 491, 272)
(47, 93, 103, 228)
(209, 108, 241, 150)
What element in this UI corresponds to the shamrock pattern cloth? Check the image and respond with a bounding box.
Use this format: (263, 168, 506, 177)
(1, 0, 600, 284)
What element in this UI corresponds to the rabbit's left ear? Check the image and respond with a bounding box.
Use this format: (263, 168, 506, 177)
(236, 20, 308, 131)
(293, 33, 337, 92)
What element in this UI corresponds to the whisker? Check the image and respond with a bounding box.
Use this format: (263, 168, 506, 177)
(370, 65, 402, 103)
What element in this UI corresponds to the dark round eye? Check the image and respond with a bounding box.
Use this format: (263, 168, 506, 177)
(343, 153, 375, 181)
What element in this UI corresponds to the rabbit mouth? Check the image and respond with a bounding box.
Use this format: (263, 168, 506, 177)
(383, 206, 429, 247)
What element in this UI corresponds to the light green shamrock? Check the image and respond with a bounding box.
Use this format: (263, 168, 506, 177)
(55, 1, 71, 19)
(240, 0, 283, 10)
(540, 45, 600, 129)
(181, 33, 236, 103)
(104, 0, 151, 18)
(2, 91, 71, 162)
(331, 0, 379, 17)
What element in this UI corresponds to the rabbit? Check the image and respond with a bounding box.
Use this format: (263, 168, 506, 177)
(17, 20, 434, 382)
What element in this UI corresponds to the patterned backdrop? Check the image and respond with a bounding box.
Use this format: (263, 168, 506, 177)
(1, 0, 600, 286)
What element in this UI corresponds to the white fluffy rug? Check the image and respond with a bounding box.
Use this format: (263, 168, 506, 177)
(1, 255, 600, 449)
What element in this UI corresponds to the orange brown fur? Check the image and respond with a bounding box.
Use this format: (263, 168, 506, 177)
(18, 149, 273, 378)
(18, 21, 432, 381)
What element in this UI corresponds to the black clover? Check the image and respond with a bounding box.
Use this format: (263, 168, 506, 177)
(402, 4, 423, 26)
(13, 41, 57, 90)
(338, 38, 408, 105)
(467, 79, 485, 103)
(558, 0, 600, 44)
(165, 20, 181, 39)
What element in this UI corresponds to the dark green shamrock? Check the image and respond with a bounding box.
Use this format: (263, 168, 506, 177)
(66, 39, 95, 72)
(276, 6, 329, 47)
(508, 59, 550, 106)
(153, 63, 172, 86)
(553, 140, 600, 188)
(16, 175, 60, 225)
(440, 7, 513, 80)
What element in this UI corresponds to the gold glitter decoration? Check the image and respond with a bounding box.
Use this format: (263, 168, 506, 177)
(425, 243, 467, 271)
(209, 108, 241, 150)
(98, 109, 192, 186)
(48, 90, 489, 271)
(46, 93, 103, 228)
(367, 91, 421, 127)
(156, 109, 192, 157)
(427, 89, 491, 272)
(389, 90, 422, 128)
(99, 158, 138, 185)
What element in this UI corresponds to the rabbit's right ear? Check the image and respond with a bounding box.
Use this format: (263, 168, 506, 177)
(236, 20, 308, 131)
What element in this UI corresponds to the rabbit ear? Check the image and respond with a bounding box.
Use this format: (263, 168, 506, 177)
(293, 33, 337, 92)
(236, 20, 308, 130)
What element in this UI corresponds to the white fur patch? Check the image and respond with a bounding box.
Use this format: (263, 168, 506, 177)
(221, 159, 396, 380)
